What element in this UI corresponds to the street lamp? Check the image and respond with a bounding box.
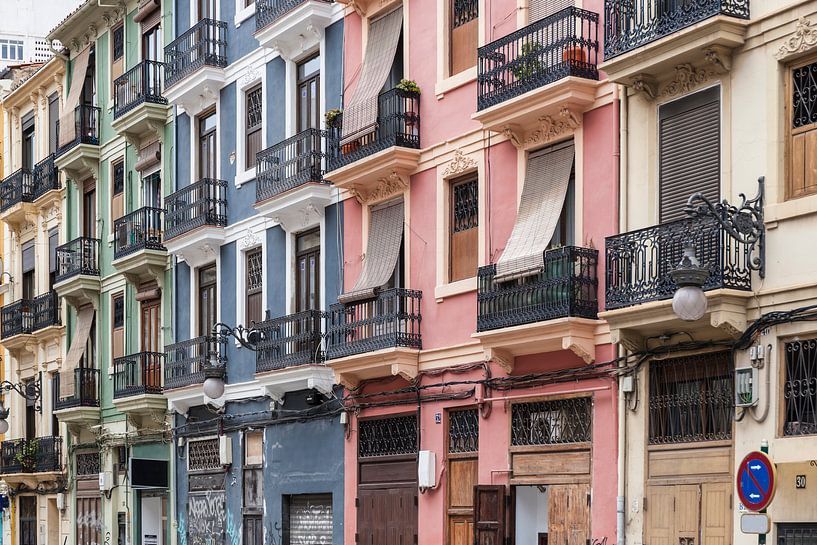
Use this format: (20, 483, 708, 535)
(670, 176, 766, 321)
(204, 321, 263, 400)
(0, 375, 43, 433)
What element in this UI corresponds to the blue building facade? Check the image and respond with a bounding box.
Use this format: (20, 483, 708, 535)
(161, 1, 345, 542)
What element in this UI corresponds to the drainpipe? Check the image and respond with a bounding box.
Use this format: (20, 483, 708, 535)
(616, 84, 628, 545)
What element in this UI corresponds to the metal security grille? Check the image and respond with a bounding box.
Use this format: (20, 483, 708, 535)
(452, 178, 478, 233)
(284, 494, 333, 545)
(112, 25, 124, 61)
(448, 408, 479, 453)
(188, 438, 221, 471)
(511, 397, 591, 446)
(247, 249, 263, 292)
(358, 415, 418, 458)
(76, 452, 100, 476)
(649, 352, 734, 444)
(247, 85, 263, 132)
(784, 339, 817, 436)
(453, 0, 478, 27)
(113, 160, 124, 195)
(792, 61, 817, 129)
(779, 524, 817, 545)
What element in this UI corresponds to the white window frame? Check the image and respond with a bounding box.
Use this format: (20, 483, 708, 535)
(284, 217, 326, 315)
(190, 0, 222, 26)
(190, 101, 220, 185)
(235, 0, 256, 28)
(235, 68, 266, 187)
(139, 161, 163, 208)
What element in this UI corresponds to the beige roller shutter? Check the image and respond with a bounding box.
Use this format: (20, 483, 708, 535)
(58, 47, 91, 148)
(135, 141, 161, 173)
(61, 307, 95, 397)
(529, 0, 575, 22)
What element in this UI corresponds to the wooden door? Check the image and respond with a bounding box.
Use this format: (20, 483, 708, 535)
(296, 229, 320, 313)
(645, 485, 675, 545)
(701, 482, 731, 545)
(141, 299, 161, 353)
(357, 487, 417, 545)
(198, 265, 217, 336)
(645, 484, 725, 545)
(448, 459, 477, 545)
(549, 485, 590, 545)
(473, 485, 506, 545)
(675, 485, 701, 545)
(198, 0, 216, 19)
(83, 184, 96, 237)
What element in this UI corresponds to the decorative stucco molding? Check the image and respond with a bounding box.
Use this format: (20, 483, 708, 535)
(775, 17, 817, 60)
(631, 74, 658, 99)
(239, 229, 260, 249)
(442, 150, 477, 177)
(351, 171, 408, 204)
(241, 65, 260, 87)
(661, 63, 714, 98)
(523, 107, 582, 146)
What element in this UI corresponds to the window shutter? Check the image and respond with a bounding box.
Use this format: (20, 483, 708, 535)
(529, 0, 574, 22)
(473, 485, 506, 545)
(48, 93, 59, 155)
(22, 241, 35, 273)
(49, 230, 59, 273)
(659, 86, 720, 223)
(789, 60, 817, 198)
(450, 176, 478, 282)
(450, 0, 478, 75)
(286, 495, 333, 545)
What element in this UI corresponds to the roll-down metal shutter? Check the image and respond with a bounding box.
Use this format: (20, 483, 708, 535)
(659, 86, 720, 223)
(286, 494, 333, 544)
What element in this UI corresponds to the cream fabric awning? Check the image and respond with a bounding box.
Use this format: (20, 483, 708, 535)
(338, 199, 404, 303)
(135, 141, 161, 172)
(58, 46, 91, 149)
(495, 141, 575, 282)
(340, 7, 403, 146)
(60, 307, 95, 398)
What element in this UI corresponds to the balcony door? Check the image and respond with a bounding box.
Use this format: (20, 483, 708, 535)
(198, 265, 217, 337)
(83, 181, 96, 238)
(198, 110, 217, 181)
(141, 299, 161, 354)
(297, 55, 320, 133)
(19, 497, 36, 545)
(22, 115, 35, 171)
(25, 386, 36, 440)
(198, 0, 216, 20)
(296, 229, 320, 313)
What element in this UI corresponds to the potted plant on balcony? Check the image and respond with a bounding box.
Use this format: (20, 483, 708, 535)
(15, 439, 39, 472)
(562, 42, 587, 65)
(512, 41, 544, 81)
(396, 79, 421, 129)
(325, 108, 342, 130)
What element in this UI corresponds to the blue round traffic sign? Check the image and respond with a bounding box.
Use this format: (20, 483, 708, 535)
(737, 451, 776, 512)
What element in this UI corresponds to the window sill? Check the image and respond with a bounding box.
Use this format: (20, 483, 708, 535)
(434, 276, 477, 302)
(236, 167, 257, 188)
(235, 3, 256, 28)
(434, 67, 477, 99)
(766, 191, 817, 228)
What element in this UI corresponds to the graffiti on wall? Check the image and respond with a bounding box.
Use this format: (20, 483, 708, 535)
(188, 491, 226, 545)
(225, 512, 240, 545)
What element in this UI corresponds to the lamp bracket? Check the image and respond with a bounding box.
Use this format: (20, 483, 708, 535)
(0, 373, 43, 413)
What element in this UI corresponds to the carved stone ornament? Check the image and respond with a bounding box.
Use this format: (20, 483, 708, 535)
(241, 65, 260, 87)
(776, 17, 817, 60)
(631, 75, 657, 99)
(351, 171, 408, 204)
(240, 229, 260, 249)
(442, 150, 477, 177)
(661, 63, 713, 98)
(523, 107, 582, 146)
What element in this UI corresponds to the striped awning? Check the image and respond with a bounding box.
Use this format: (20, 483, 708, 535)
(495, 141, 575, 282)
(340, 7, 403, 146)
(135, 140, 161, 172)
(60, 307, 95, 398)
(58, 46, 91, 149)
(338, 199, 404, 303)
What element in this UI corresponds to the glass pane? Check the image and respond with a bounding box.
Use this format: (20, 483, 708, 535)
(296, 230, 320, 252)
(297, 55, 320, 80)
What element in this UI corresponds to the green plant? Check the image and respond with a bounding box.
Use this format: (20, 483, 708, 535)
(512, 41, 544, 80)
(15, 439, 39, 471)
(325, 108, 342, 129)
(396, 79, 421, 95)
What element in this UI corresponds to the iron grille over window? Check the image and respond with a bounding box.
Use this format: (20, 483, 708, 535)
(452, 178, 478, 232)
(649, 352, 734, 444)
(792, 61, 817, 129)
(113, 295, 124, 329)
(778, 524, 817, 545)
(112, 25, 124, 61)
(247, 250, 263, 293)
(76, 452, 100, 476)
(784, 339, 817, 436)
(113, 160, 124, 195)
(448, 409, 479, 453)
(358, 415, 418, 458)
(188, 438, 221, 471)
(511, 397, 592, 446)
(453, 0, 478, 27)
(246, 85, 263, 169)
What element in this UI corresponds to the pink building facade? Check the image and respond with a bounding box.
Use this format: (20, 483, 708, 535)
(323, 1, 620, 543)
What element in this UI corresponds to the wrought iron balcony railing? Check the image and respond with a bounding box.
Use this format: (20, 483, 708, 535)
(0, 436, 63, 474)
(32, 291, 61, 331)
(256, 0, 334, 31)
(113, 351, 164, 399)
(165, 178, 228, 240)
(256, 128, 327, 203)
(55, 104, 100, 157)
(477, 246, 598, 332)
(1, 299, 33, 338)
(114, 206, 165, 259)
(605, 215, 753, 310)
(114, 60, 167, 118)
(256, 309, 324, 372)
(32, 154, 60, 200)
(165, 18, 228, 88)
(165, 335, 226, 390)
(0, 168, 34, 212)
(325, 289, 422, 360)
(477, 6, 599, 111)
(603, 0, 750, 60)
(327, 88, 420, 172)
(56, 237, 101, 283)
(54, 368, 100, 410)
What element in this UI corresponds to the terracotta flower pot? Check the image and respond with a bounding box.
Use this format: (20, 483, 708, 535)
(563, 46, 587, 64)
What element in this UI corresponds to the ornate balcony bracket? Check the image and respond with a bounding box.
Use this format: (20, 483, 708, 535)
(684, 176, 765, 278)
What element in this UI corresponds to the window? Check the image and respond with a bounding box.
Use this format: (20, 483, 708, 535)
(0, 39, 24, 61)
(358, 415, 418, 458)
(198, 265, 217, 337)
(243, 430, 263, 545)
(142, 24, 162, 62)
(80, 315, 97, 370)
(112, 293, 125, 361)
(83, 180, 96, 237)
(246, 248, 263, 324)
(296, 229, 320, 312)
(21, 114, 35, 170)
(19, 497, 36, 545)
(48, 229, 58, 289)
(199, 109, 217, 180)
(48, 93, 59, 155)
(199, 0, 217, 19)
(143, 171, 162, 209)
(648, 352, 733, 444)
(111, 159, 125, 228)
(784, 339, 817, 435)
(511, 397, 591, 446)
(449, 175, 478, 282)
(21, 240, 35, 301)
(188, 438, 220, 471)
(449, 0, 478, 75)
(245, 85, 263, 170)
(447, 409, 478, 545)
(297, 55, 320, 132)
(111, 24, 124, 85)
(789, 58, 817, 199)
(283, 495, 333, 545)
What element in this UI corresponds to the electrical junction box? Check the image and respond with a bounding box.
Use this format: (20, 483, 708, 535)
(56, 493, 65, 511)
(418, 450, 436, 489)
(620, 376, 635, 394)
(735, 366, 759, 407)
(99, 471, 113, 492)
(219, 436, 232, 466)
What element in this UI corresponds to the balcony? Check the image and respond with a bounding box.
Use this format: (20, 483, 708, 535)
(255, 0, 337, 56)
(0, 168, 35, 227)
(255, 310, 334, 401)
(325, 289, 422, 386)
(54, 237, 101, 309)
(113, 352, 166, 425)
(31, 291, 62, 342)
(164, 178, 227, 267)
(0, 436, 63, 486)
(32, 154, 61, 207)
(325, 88, 420, 203)
(54, 368, 100, 428)
(112, 60, 169, 146)
(600, 0, 750, 90)
(473, 7, 599, 147)
(0, 299, 34, 349)
(164, 18, 227, 116)
(473, 247, 602, 369)
(254, 128, 332, 227)
(164, 335, 225, 413)
(55, 104, 100, 182)
(600, 215, 753, 351)
(113, 207, 168, 286)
